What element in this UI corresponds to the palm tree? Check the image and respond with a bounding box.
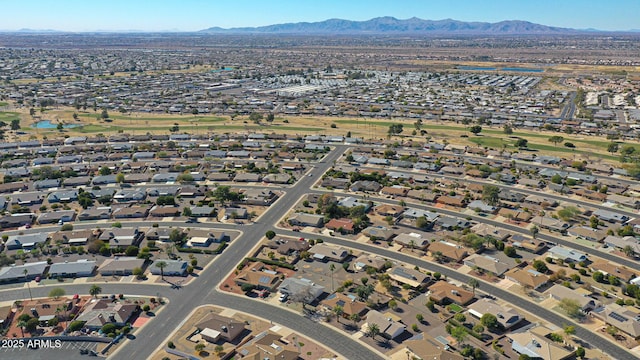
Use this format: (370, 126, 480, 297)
(155, 261, 168, 280)
(18, 319, 27, 338)
(329, 263, 336, 292)
(468, 278, 480, 295)
(23, 269, 32, 301)
(350, 313, 361, 327)
(89, 284, 102, 299)
(367, 323, 380, 340)
(333, 305, 344, 324)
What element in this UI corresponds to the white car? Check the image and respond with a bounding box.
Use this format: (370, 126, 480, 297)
(278, 293, 289, 302)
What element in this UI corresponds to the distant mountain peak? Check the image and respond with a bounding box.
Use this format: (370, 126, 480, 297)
(200, 17, 578, 35)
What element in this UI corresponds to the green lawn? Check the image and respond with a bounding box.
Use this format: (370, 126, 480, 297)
(0, 102, 8, 107)
(0, 111, 20, 122)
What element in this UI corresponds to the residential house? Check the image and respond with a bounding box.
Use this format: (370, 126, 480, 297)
(380, 186, 410, 197)
(78, 207, 111, 221)
(235, 331, 299, 360)
(471, 223, 511, 241)
(468, 298, 523, 329)
(150, 260, 188, 276)
(507, 324, 575, 360)
(374, 204, 404, 217)
(349, 180, 382, 193)
(99, 228, 144, 248)
(548, 246, 588, 263)
(593, 209, 630, 224)
(596, 304, 640, 340)
(112, 206, 150, 219)
(185, 229, 227, 247)
(243, 188, 277, 205)
(47, 190, 79, 203)
(234, 261, 282, 292)
(388, 333, 464, 360)
(394, 232, 431, 250)
(505, 266, 550, 290)
(33, 179, 61, 190)
(607, 194, 640, 209)
(5, 233, 48, 250)
(545, 284, 601, 312)
(196, 313, 246, 343)
(266, 238, 309, 256)
(603, 235, 640, 255)
(427, 281, 474, 305)
(190, 206, 217, 218)
(325, 218, 355, 234)
(50, 229, 97, 246)
(48, 260, 96, 278)
(288, 213, 324, 228)
(590, 261, 637, 283)
(98, 257, 146, 276)
(467, 200, 497, 214)
(436, 195, 466, 208)
(37, 210, 76, 224)
(464, 254, 511, 277)
(278, 278, 325, 303)
(148, 206, 181, 218)
(428, 241, 469, 263)
(575, 188, 607, 202)
(320, 293, 368, 318)
(387, 265, 430, 289)
(0, 261, 48, 283)
(530, 216, 569, 233)
(352, 254, 388, 272)
(309, 243, 349, 262)
(509, 234, 546, 254)
(568, 226, 607, 242)
(75, 299, 140, 330)
(364, 310, 406, 340)
(361, 226, 395, 241)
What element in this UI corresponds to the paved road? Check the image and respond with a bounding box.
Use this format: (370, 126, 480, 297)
(274, 228, 636, 360)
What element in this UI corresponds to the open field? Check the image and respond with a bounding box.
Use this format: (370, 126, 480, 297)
(5, 106, 639, 165)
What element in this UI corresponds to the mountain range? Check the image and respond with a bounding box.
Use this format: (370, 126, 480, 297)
(200, 17, 580, 35)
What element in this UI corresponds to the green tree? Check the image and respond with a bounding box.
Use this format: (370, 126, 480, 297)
(480, 313, 499, 329)
(548, 135, 564, 147)
(26, 318, 39, 333)
(11, 119, 21, 130)
(265, 230, 276, 240)
(125, 245, 139, 257)
(99, 166, 112, 176)
(48, 287, 65, 299)
(133, 267, 145, 279)
(515, 138, 528, 148)
(89, 284, 102, 299)
(532, 260, 549, 273)
(482, 184, 500, 206)
(249, 112, 263, 123)
(195, 343, 205, 353)
(387, 124, 404, 138)
(559, 298, 584, 319)
(101, 109, 109, 119)
(266, 113, 275, 122)
(503, 246, 517, 258)
(575, 346, 585, 359)
(451, 326, 468, 344)
(503, 124, 513, 135)
(469, 125, 482, 135)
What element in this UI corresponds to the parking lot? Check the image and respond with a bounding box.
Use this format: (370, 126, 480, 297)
(0, 341, 100, 360)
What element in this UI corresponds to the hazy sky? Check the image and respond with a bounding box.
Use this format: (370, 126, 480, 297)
(1, 0, 638, 32)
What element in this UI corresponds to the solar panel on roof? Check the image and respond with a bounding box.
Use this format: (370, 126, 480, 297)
(258, 275, 271, 284)
(609, 312, 628, 322)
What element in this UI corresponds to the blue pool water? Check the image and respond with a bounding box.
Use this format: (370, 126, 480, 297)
(33, 120, 80, 129)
